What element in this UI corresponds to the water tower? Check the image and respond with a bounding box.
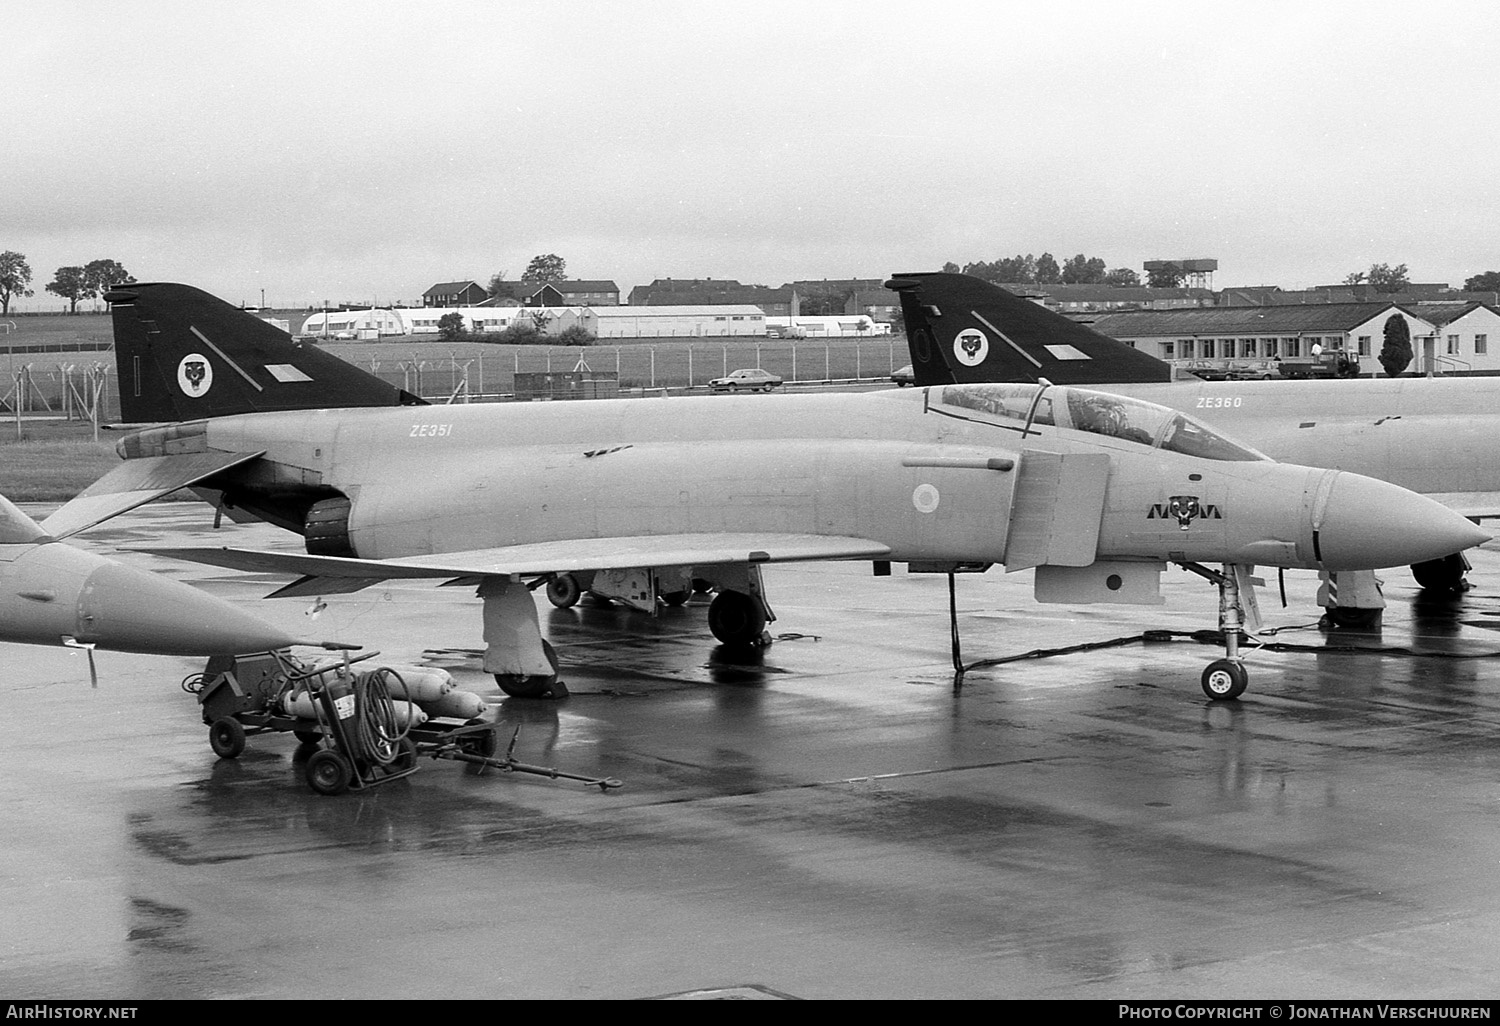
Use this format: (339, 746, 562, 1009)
(1144, 258, 1218, 289)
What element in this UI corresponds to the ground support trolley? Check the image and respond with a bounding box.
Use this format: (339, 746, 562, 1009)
(190, 649, 620, 795)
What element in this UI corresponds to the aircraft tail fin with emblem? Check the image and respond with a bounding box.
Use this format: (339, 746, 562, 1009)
(106, 282, 426, 423)
(885, 272, 1173, 387)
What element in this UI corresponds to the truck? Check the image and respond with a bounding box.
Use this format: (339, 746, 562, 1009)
(1274, 347, 1360, 379)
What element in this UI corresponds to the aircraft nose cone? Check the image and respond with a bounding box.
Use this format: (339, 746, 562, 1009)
(1316, 472, 1491, 570)
(77, 562, 299, 655)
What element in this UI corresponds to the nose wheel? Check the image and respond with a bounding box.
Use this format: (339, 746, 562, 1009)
(1201, 659, 1248, 700)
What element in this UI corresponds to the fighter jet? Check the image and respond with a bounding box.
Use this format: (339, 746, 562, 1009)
(46, 283, 1486, 701)
(887, 271, 1500, 598)
(0, 491, 300, 661)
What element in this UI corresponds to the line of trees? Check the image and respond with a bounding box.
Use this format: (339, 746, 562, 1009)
(944, 253, 1144, 287)
(0, 251, 132, 314)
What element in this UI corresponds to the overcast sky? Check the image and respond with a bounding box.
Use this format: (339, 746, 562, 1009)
(5, 0, 1497, 309)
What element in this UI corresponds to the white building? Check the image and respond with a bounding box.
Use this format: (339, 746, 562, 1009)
(580, 305, 767, 338)
(299, 308, 409, 339)
(765, 315, 885, 337)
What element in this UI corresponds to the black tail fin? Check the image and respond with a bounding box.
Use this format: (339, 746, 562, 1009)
(885, 272, 1173, 387)
(107, 282, 426, 423)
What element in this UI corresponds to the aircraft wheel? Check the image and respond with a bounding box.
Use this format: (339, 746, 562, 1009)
(305, 749, 353, 795)
(208, 717, 247, 759)
(293, 728, 323, 746)
(1201, 660, 1248, 701)
(1411, 553, 1471, 594)
(692, 578, 714, 594)
(495, 640, 566, 699)
(546, 574, 582, 608)
(708, 590, 767, 647)
(659, 588, 692, 607)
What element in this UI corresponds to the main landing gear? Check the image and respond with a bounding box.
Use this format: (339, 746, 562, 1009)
(1411, 552, 1471, 595)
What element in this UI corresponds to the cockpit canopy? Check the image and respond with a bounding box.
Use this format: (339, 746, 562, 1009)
(932, 383, 1267, 462)
(0, 494, 46, 544)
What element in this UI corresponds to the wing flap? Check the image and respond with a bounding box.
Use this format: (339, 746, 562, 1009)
(143, 532, 895, 589)
(41, 452, 265, 540)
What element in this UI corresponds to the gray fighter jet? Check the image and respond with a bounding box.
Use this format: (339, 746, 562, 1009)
(46, 283, 1486, 700)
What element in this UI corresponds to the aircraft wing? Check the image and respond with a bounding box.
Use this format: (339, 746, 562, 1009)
(1424, 493, 1500, 521)
(143, 533, 894, 597)
(40, 451, 266, 540)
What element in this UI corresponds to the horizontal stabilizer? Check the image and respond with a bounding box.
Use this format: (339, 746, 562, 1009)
(41, 451, 264, 539)
(142, 532, 895, 592)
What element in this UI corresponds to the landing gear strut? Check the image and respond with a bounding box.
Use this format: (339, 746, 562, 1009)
(1180, 561, 1258, 701)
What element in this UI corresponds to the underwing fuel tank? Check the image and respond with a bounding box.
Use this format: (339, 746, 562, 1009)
(0, 541, 300, 655)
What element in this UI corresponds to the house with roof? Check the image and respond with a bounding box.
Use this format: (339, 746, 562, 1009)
(1089, 303, 1447, 375)
(629, 279, 800, 317)
(488, 280, 619, 306)
(1408, 302, 1500, 374)
(422, 281, 489, 308)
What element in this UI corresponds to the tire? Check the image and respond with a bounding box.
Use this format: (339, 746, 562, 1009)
(391, 736, 418, 772)
(460, 728, 499, 758)
(659, 588, 691, 607)
(1411, 553, 1470, 594)
(546, 573, 582, 609)
(1201, 659, 1248, 701)
(293, 729, 323, 745)
(305, 749, 353, 795)
(208, 717, 247, 759)
(495, 640, 563, 699)
(708, 590, 768, 647)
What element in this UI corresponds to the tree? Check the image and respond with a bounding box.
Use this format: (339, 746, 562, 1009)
(1464, 271, 1500, 292)
(1343, 271, 1367, 285)
(1104, 267, 1141, 287)
(486, 271, 509, 297)
(1366, 262, 1409, 293)
(1061, 254, 1107, 284)
(941, 261, 960, 274)
(1379, 313, 1413, 378)
(83, 259, 131, 306)
(0, 251, 34, 315)
(437, 312, 467, 340)
(1034, 252, 1061, 284)
(521, 254, 566, 284)
(46, 266, 88, 313)
(1146, 264, 1184, 288)
(556, 324, 595, 346)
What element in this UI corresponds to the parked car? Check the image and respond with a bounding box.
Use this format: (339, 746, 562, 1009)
(891, 364, 915, 386)
(709, 368, 783, 392)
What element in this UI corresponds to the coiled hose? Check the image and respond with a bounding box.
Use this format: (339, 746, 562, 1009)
(348, 668, 413, 766)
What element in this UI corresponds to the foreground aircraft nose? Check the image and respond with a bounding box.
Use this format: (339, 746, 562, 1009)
(76, 561, 300, 655)
(1315, 472, 1491, 571)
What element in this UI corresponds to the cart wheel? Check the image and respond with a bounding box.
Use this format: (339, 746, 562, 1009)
(208, 717, 247, 760)
(305, 749, 353, 795)
(460, 729, 499, 758)
(293, 729, 323, 746)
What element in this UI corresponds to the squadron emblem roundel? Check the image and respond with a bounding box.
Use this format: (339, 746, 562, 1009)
(953, 328, 989, 367)
(177, 354, 213, 397)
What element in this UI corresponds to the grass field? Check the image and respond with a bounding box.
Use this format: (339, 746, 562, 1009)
(0, 422, 121, 501)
